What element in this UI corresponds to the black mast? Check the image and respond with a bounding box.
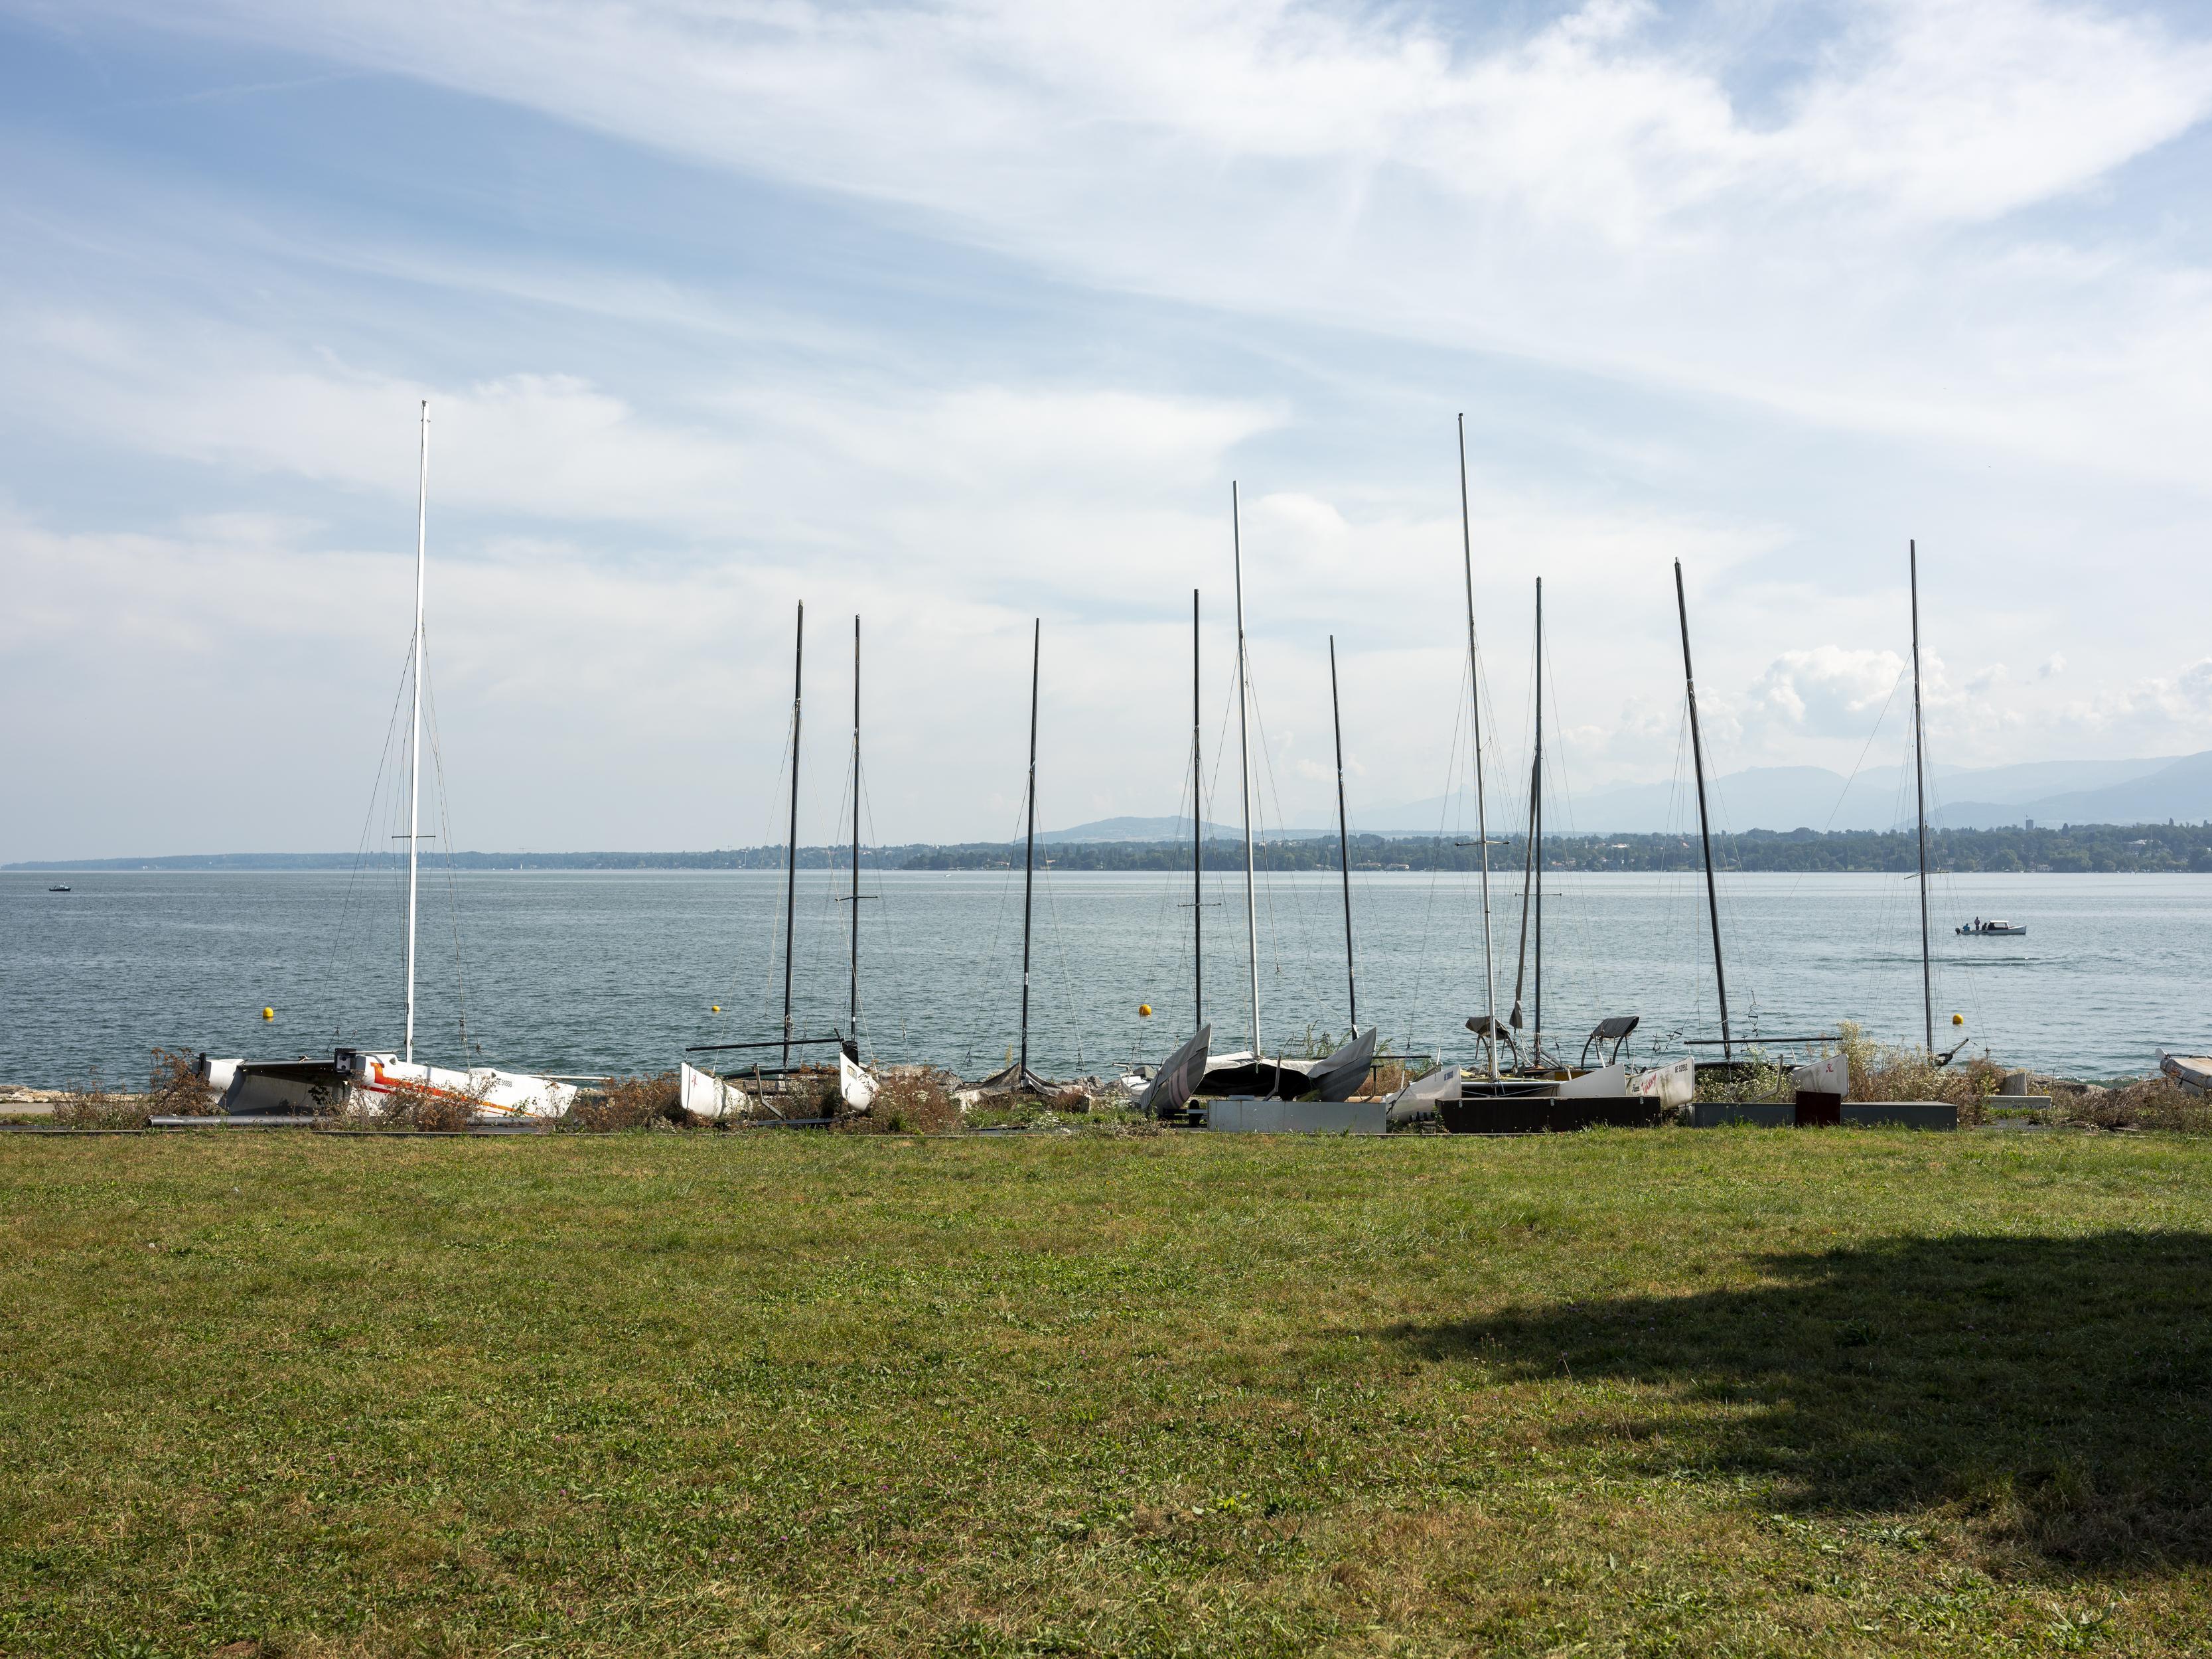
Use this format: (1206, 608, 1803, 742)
(1019, 618, 1041, 1080)
(1674, 561, 1733, 1060)
(1511, 754, 1535, 1037)
(1910, 541, 1933, 1053)
(1191, 589, 1203, 1031)
(1532, 578, 1544, 1070)
(782, 601, 803, 1068)
(1329, 635, 1357, 1035)
(849, 614, 861, 1044)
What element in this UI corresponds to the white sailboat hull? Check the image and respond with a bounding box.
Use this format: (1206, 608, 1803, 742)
(340, 1050, 577, 1118)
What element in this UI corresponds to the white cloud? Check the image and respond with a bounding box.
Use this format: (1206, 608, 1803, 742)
(72, 0, 2212, 484)
(8, 1, 2212, 855)
(0, 303, 1277, 544)
(2060, 656, 2212, 737)
(1743, 646, 1909, 739)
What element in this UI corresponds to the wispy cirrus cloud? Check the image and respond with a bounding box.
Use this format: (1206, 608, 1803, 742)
(58, 0, 2212, 478)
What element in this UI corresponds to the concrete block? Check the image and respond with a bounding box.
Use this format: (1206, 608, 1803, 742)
(1690, 1102, 1796, 1129)
(1841, 1102, 1957, 1131)
(1202, 1098, 1392, 1135)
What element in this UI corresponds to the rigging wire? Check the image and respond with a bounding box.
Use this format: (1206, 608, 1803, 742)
(325, 651, 415, 1047)
(960, 776, 1035, 1073)
(741, 699, 798, 1031)
(419, 637, 472, 1063)
(855, 758, 901, 1065)
(1408, 650, 1469, 1052)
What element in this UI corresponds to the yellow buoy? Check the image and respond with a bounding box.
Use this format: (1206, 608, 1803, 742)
(1138, 1003, 1153, 1018)
(711, 1005, 721, 1013)
(1953, 1013, 1964, 1026)
(261, 1007, 274, 1021)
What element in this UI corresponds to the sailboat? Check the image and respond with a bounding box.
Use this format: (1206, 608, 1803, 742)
(1441, 571, 1651, 1130)
(1189, 486, 1299, 1101)
(974, 618, 1057, 1095)
(1163, 488, 1387, 1130)
(1907, 543, 1972, 1068)
(208, 403, 577, 1121)
(680, 606, 878, 1119)
(1132, 590, 1212, 1119)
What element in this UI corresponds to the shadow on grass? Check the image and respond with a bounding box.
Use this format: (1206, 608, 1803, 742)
(1388, 1233, 2212, 1568)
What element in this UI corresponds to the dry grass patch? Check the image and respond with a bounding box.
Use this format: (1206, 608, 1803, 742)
(50, 1066, 149, 1128)
(838, 1067, 962, 1135)
(570, 1071, 690, 1132)
(145, 1046, 218, 1117)
(2061, 1076, 2212, 1133)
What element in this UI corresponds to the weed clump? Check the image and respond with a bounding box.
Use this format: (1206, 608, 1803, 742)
(780, 1065, 844, 1120)
(372, 1079, 479, 1132)
(2059, 1076, 2212, 1133)
(146, 1048, 217, 1117)
(569, 1073, 691, 1132)
(839, 1068, 962, 1135)
(1359, 1061, 1410, 1099)
(1693, 1055, 1787, 1104)
(1836, 1022, 2006, 1118)
(52, 1066, 149, 1129)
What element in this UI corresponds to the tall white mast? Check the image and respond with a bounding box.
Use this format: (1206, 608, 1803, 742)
(1456, 415, 1499, 1080)
(404, 399, 428, 1065)
(1910, 540, 1933, 1054)
(1231, 483, 1260, 1062)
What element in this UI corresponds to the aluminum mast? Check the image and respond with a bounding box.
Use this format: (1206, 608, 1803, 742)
(1456, 415, 1499, 1079)
(404, 400, 427, 1064)
(1230, 484, 1260, 1062)
(1532, 578, 1545, 1069)
(782, 603, 803, 1068)
(1329, 636, 1357, 1035)
(1191, 589, 1203, 1031)
(1910, 541, 1933, 1053)
(1674, 559, 1733, 1060)
(1019, 618, 1041, 1079)
(849, 615, 861, 1042)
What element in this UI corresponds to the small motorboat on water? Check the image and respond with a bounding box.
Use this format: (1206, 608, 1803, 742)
(46, 884, 70, 893)
(1957, 918, 2026, 936)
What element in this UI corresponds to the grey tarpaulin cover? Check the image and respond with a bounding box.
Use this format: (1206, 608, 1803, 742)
(1304, 1027, 1380, 1103)
(1135, 1024, 1211, 1117)
(973, 1059, 1057, 1094)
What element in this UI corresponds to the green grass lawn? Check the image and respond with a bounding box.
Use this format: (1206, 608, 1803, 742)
(5, 1127, 2212, 1656)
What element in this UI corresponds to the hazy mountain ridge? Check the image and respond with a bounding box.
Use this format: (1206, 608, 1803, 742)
(1344, 753, 2204, 835)
(12, 754, 2211, 869)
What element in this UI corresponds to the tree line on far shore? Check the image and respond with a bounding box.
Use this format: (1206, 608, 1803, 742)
(41, 820, 2209, 874)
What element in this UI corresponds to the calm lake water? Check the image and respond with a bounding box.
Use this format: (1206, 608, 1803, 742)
(3, 867, 2206, 1088)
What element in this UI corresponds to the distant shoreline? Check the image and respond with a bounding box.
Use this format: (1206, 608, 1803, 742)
(9, 821, 2211, 876)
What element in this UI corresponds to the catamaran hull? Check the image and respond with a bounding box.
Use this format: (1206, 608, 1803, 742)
(341, 1052, 577, 1118)
(680, 1062, 753, 1119)
(207, 1050, 577, 1119)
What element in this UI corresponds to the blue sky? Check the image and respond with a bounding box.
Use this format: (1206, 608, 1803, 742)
(5, 0, 2211, 859)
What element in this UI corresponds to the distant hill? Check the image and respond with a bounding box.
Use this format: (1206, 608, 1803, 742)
(1935, 750, 2212, 830)
(14, 753, 2212, 871)
(1037, 816, 1329, 843)
(1347, 754, 2196, 835)
(1036, 816, 1224, 843)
